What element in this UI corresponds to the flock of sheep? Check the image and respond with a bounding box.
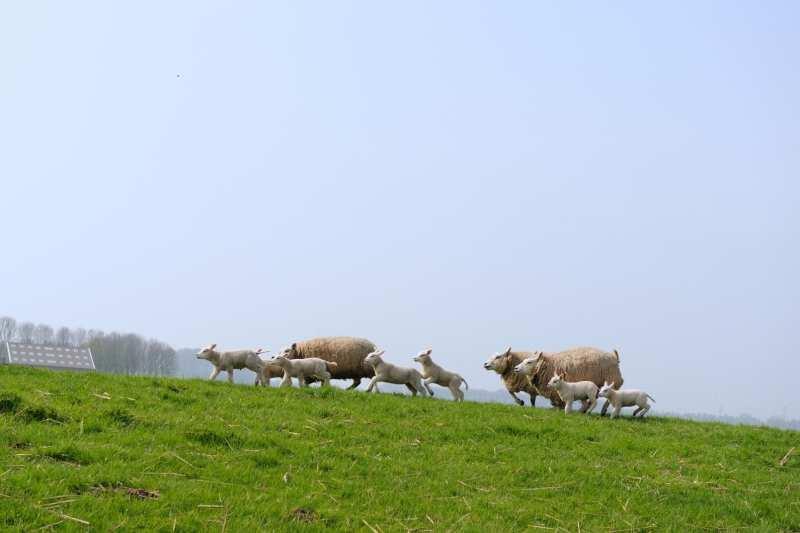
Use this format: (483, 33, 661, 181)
(195, 336, 654, 418)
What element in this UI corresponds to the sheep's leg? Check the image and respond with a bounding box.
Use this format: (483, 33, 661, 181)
(579, 400, 589, 413)
(346, 378, 362, 390)
(415, 379, 428, 397)
(280, 371, 292, 388)
(612, 405, 621, 419)
(227, 370, 234, 383)
(423, 377, 436, 396)
(209, 368, 221, 381)
(530, 394, 536, 407)
(638, 404, 651, 417)
(564, 401, 572, 415)
(600, 399, 612, 416)
(508, 390, 525, 406)
(298, 373, 307, 387)
(366, 376, 379, 393)
(405, 383, 418, 396)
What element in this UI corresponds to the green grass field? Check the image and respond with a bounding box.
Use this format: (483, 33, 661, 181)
(0, 365, 797, 531)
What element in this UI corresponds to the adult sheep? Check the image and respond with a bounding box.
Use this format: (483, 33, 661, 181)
(280, 336, 376, 389)
(484, 346, 624, 413)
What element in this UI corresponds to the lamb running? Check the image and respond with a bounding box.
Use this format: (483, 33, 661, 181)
(598, 382, 655, 418)
(547, 373, 599, 415)
(364, 349, 428, 396)
(196, 344, 280, 386)
(270, 354, 338, 387)
(413, 348, 469, 401)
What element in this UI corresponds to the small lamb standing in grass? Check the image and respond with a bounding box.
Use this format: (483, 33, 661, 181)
(364, 349, 428, 396)
(598, 381, 655, 418)
(547, 373, 599, 415)
(413, 348, 469, 401)
(271, 354, 338, 387)
(196, 344, 281, 386)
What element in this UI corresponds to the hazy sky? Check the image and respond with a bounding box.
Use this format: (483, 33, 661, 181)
(2, 2, 798, 418)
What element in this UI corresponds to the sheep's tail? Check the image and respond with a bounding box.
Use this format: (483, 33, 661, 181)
(647, 394, 656, 403)
(460, 376, 469, 391)
(613, 349, 620, 362)
(326, 361, 339, 372)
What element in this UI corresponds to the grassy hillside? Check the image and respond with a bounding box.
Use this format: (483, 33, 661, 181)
(0, 366, 797, 531)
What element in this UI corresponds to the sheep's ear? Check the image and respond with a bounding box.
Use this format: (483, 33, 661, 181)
(503, 346, 512, 356)
(425, 348, 432, 355)
(209, 343, 217, 350)
(291, 343, 297, 350)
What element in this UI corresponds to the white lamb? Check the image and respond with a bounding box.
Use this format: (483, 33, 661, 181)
(271, 354, 338, 387)
(547, 373, 599, 415)
(598, 382, 655, 418)
(364, 350, 428, 396)
(413, 348, 469, 401)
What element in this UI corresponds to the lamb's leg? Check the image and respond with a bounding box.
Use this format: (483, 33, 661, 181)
(579, 400, 589, 413)
(509, 390, 525, 406)
(227, 370, 234, 383)
(298, 373, 307, 387)
(564, 402, 572, 414)
(365, 376, 379, 393)
(530, 394, 536, 407)
(448, 382, 461, 401)
(639, 404, 651, 417)
(600, 399, 612, 416)
(423, 377, 436, 396)
(346, 378, 362, 390)
(405, 383, 418, 396)
(586, 397, 597, 414)
(209, 368, 221, 381)
(319, 371, 331, 387)
(612, 405, 621, 419)
(280, 371, 292, 388)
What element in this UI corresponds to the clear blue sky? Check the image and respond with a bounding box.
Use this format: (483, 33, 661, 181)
(2, 2, 798, 418)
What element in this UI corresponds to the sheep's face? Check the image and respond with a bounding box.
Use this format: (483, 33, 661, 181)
(364, 350, 385, 367)
(280, 343, 300, 359)
(413, 348, 433, 364)
(598, 381, 613, 398)
(513, 357, 537, 376)
(196, 344, 218, 360)
(548, 374, 564, 387)
(483, 347, 513, 373)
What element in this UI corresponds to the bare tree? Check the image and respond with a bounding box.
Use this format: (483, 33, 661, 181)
(32, 324, 55, 345)
(17, 322, 35, 343)
(55, 326, 72, 346)
(71, 327, 87, 347)
(0, 316, 16, 342)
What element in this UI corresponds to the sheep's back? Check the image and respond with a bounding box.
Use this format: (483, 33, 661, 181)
(535, 347, 624, 402)
(295, 337, 376, 379)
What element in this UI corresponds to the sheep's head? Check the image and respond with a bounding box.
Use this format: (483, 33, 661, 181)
(364, 349, 385, 367)
(483, 347, 513, 373)
(513, 355, 540, 376)
(413, 348, 433, 363)
(280, 343, 301, 359)
(598, 381, 614, 398)
(548, 373, 564, 387)
(196, 344, 218, 360)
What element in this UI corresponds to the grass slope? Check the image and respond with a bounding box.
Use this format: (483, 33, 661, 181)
(0, 366, 798, 532)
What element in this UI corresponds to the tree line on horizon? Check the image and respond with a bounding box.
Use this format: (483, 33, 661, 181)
(0, 315, 175, 376)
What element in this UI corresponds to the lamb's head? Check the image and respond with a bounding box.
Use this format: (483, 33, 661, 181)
(512, 354, 540, 376)
(413, 348, 433, 364)
(196, 344, 218, 360)
(483, 347, 513, 374)
(598, 381, 614, 398)
(270, 354, 291, 368)
(364, 349, 385, 367)
(548, 373, 565, 387)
